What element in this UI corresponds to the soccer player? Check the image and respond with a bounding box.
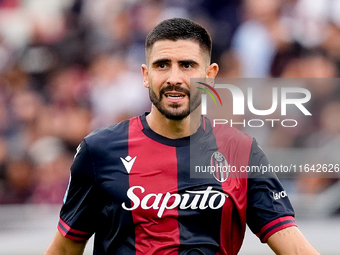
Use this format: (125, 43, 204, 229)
(44, 18, 319, 255)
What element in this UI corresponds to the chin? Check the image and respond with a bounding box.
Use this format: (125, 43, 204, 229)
(162, 108, 190, 121)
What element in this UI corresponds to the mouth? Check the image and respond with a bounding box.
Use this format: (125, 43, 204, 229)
(163, 91, 187, 103)
(164, 92, 186, 99)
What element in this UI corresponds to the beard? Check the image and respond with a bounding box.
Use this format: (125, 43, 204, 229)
(149, 84, 202, 120)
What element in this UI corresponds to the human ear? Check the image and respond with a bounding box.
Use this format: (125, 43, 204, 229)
(141, 64, 149, 88)
(206, 63, 219, 78)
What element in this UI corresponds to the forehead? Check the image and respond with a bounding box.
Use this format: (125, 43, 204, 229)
(147, 40, 206, 63)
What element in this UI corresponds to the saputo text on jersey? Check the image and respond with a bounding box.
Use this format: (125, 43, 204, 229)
(122, 186, 229, 218)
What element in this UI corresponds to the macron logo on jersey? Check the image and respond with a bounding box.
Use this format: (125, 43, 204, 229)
(120, 155, 137, 173)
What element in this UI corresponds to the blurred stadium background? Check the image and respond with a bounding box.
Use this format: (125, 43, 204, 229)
(0, 0, 339, 254)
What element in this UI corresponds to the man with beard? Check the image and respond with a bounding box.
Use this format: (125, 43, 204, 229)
(44, 18, 319, 255)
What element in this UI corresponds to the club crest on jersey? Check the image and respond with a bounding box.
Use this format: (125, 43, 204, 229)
(211, 151, 229, 182)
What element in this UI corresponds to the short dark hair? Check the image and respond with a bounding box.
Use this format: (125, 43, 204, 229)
(145, 18, 212, 60)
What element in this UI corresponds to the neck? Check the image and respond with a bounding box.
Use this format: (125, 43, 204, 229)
(146, 106, 201, 139)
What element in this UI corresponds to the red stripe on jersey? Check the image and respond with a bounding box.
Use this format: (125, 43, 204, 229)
(202, 115, 206, 131)
(58, 219, 89, 241)
(213, 123, 253, 255)
(128, 117, 180, 255)
(258, 215, 294, 234)
(58, 229, 88, 241)
(261, 222, 297, 243)
(59, 219, 89, 235)
(256, 216, 296, 242)
(137, 114, 144, 130)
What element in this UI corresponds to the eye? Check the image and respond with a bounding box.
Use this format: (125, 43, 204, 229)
(183, 63, 192, 68)
(158, 63, 168, 69)
(152, 60, 170, 70)
(181, 61, 196, 69)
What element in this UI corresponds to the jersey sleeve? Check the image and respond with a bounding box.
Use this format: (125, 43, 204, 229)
(246, 139, 297, 243)
(58, 140, 98, 241)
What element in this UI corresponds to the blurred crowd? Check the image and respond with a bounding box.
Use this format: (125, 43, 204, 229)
(0, 0, 339, 206)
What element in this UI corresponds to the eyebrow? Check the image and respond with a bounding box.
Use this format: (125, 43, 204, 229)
(151, 58, 171, 66)
(179, 60, 199, 66)
(151, 58, 200, 66)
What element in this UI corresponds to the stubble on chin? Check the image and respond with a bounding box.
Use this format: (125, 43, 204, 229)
(148, 86, 202, 120)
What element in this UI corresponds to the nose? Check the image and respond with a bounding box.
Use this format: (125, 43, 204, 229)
(166, 64, 183, 86)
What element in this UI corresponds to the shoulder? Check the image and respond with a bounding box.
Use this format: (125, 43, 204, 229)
(78, 117, 140, 166)
(84, 118, 133, 146)
(81, 117, 142, 157)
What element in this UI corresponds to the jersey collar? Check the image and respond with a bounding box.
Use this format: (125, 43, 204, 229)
(138, 112, 206, 147)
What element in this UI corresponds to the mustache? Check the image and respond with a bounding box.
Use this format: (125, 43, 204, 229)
(159, 85, 190, 96)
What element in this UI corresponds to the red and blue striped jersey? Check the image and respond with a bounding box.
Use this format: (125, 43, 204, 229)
(58, 113, 296, 255)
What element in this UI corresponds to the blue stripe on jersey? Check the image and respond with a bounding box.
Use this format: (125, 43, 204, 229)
(60, 120, 137, 255)
(89, 120, 136, 254)
(246, 139, 296, 242)
(176, 127, 222, 254)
